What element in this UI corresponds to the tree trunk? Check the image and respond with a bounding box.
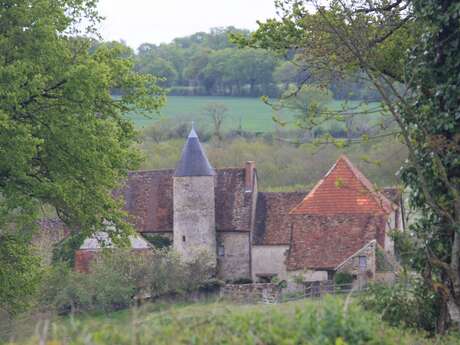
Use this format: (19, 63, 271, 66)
(449, 222, 460, 329)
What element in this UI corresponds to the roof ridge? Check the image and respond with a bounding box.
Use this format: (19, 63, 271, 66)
(338, 155, 395, 213)
(289, 155, 396, 215)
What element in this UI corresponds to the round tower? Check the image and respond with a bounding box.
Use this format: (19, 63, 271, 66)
(173, 126, 216, 265)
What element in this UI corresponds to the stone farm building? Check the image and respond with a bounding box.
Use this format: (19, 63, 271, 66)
(44, 127, 404, 285)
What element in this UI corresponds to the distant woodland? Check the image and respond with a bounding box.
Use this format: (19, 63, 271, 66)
(112, 27, 382, 100)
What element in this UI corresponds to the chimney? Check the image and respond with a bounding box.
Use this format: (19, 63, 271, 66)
(245, 161, 256, 192)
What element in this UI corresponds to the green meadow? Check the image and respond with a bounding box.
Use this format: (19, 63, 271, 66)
(126, 96, 383, 133)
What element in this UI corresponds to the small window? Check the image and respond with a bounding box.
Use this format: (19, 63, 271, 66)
(182, 235, 186, 242)
(359, 256, 367, 272)
(218, 245, 225, 257)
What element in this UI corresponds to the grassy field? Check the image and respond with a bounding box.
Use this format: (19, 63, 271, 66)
(126, 96, 383, 132)
(6, 298, 459, 345)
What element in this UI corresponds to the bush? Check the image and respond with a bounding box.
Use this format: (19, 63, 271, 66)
(198, 278, 225, 292)
(0, 235, 42, 316)
(360, 273, 441, 333)
(142, 234, 172, 249)
(334, 272, 354, 285)
(228, 277, 253, 284)
(36, 296, 460, 345)
(38, 248, 215, 314)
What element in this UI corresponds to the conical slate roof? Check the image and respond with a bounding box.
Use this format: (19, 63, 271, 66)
(174, 126, 215, 177)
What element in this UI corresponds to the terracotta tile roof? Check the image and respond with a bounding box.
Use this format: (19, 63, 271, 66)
(120, 168, 255, 233)
(286, 214, 387, 270)
(253, 192, 306, 245)
(290, 155, 395, 215)
(121, 169, 174, 233)
(215, 168, 255, 232)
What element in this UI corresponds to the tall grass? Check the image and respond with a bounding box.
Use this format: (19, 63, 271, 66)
(6, 297, 459, 345)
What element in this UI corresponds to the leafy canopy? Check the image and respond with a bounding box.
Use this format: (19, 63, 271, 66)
(0, 1, 165, 243)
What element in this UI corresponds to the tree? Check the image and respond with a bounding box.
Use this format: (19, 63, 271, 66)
(237, 0, 460, 331)
(0, 0, 165, 311)
(136, 56, 178, 87)
(203, 103, 228, 141)
(0, 235, 41, 316)
(278, 85, 333, 125)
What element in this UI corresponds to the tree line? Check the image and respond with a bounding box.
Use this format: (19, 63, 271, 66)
(130, 27, 382, 100)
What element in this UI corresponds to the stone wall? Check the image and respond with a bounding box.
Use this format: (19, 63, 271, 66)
(336, 240, 376, 288)
(336, 240, 376, 277)
(173, 176, 216, 263)
(220, 283, 281, 304)
(252, 245, 289, 281)
(217, 232, 251, 280)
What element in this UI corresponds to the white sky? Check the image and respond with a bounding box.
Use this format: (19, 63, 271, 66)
(97, 0, 278, 49)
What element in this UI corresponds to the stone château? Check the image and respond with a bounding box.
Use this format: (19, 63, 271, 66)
(68, 127, 404, 285)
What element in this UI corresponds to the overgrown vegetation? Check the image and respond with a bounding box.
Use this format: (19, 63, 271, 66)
(6, 298, 460, 345)
(138, 125, 406, 191)
(361, 274, 441, 333)
(38, 249, 217, 314)
(334, 272, 354, 286)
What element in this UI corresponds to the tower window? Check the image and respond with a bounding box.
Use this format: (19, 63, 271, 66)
(218, 245, 225, 257)
(182, 235, 186, 242)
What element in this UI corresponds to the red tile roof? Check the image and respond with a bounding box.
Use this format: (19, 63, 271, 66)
(120, 168, 255, 233)
(286, 214, 387, 270)
(253, 192, 306, 245)
(290, 155, 395, 215)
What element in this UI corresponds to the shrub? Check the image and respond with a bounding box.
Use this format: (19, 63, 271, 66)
(334, 272, 354, 285)
(198, 278, 225, 292)
(360, 273, 441, 333)
(142, 234, 172, 249)
(229, 277, 253, 284)
(39, 296, 460, 345)
(0, 235, 42, 316)
(39, 248, 215, 314)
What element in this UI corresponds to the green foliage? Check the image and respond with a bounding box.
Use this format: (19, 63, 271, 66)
(198, 278, 225, 292)
(140, 133, 405, 191)
(238, 0, 459, 329)
(277, 85, 334, 130)
(396, 0, 460, 322)
(361, 275, 441, 333)
(375, 247, 395, 272)
(334, 272, 354, 286)
(229, 277, 253, 284)
(39, 249, 215, 314)
(13, 297, 460, 345)
(0, 235, 42, 315)
(142, 234, 172, 249)
(0, 0, 165, 243)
